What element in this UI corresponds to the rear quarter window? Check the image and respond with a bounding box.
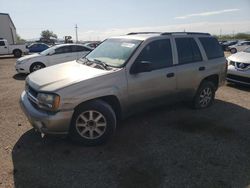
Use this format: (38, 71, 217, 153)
(199, 37, 224, 59)
(175, 37, 202, 64)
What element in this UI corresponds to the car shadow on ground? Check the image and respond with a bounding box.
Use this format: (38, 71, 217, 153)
(12, 100, 250, 188)
(0, 56, 16, 59)
(226, 82, 250, 92)
(12, 73, 27, 81)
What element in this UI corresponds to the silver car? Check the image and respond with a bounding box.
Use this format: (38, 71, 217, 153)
(227, 47, 250, 86)
(20, 32, 227, 145)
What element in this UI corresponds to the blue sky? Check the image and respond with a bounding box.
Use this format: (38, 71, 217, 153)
(1, 0, 250, 40)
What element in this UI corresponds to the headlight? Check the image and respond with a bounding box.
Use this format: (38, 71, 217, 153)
(37, 93, 60, 111)
(229, 60, 235, 66)
(17, 60, 27, 64)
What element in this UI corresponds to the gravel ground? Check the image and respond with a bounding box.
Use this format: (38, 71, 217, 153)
(0, 56, 249, 188)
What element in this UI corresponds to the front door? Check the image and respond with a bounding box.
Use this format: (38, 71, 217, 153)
(126, 38, 177, 111)
(0, 41, 8, 55)
(48, 45, 75, 66)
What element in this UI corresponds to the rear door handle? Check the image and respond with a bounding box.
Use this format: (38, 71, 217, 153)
(199, 66, 205, 71)
(166, 73, 175, 78)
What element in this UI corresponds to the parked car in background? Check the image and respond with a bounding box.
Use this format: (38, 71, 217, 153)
(220, 40, 238, 51)
(27, 43, 49, 53)
(20, 32, 227, 145)
(0, 39, 29, 57)
(227, 47, 250, 86)
(84, 41, 101, 49)
(228, 41, 250, 54)
(15, 44, 92, 73)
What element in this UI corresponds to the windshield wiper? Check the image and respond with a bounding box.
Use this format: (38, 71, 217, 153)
(93, 59, 109, 70)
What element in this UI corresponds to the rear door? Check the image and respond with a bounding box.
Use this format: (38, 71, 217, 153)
(0, 41, 9, 55)
(173, 37, 205, 97)
(73, 45, 91, 59)
(126, 38, 177, 109)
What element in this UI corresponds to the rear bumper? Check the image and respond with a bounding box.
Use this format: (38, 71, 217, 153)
(19, 91, 74, 134)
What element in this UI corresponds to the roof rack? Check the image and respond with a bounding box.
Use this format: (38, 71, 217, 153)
(161, 32, 210, 36)
(127, 32, 162, 35)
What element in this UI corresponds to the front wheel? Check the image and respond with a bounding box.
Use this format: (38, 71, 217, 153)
(30, 62, 45, 73)
(230, 48, 237, 54)
(69, 100, 116, 146)
(193, 81, 216, 109)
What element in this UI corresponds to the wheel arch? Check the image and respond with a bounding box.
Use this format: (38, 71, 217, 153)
(74, 95, 122, 121)
(200, 74, 219, 90)
(29, 62, 46, 72)
(12, 48, 22, 54)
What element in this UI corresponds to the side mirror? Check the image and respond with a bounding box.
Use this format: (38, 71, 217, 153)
(131, 61, 153, 74)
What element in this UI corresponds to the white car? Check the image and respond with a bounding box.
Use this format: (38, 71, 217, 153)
(228, 41, 250, 54)
(15, 44, 92, 73)
(227, 47, 250, 86)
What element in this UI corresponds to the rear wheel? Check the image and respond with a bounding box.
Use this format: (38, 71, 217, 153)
(230, 48, 237, 54)
(193, 81, 216, 109)
(69, 100, 116, 146)
(30, 62, 45, 73)
(13, 50, 22, 58)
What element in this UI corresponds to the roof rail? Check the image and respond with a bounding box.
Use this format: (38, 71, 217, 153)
(161, 32, 211, 36)
(127, 32, 162, 35)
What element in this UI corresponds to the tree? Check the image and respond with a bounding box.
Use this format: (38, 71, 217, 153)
(16, 34, 26, 44)
(40, 30, 57, 40)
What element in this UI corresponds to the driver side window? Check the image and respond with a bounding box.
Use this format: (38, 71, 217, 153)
(135, 39, 173, 71)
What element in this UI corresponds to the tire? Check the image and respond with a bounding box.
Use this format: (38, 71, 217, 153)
(69, 100, 116, 146)
(193, 81, 216, 109)
(13, 50, 22, 58)
(230, 48, 237, 54)
(30, 62, 45, 73)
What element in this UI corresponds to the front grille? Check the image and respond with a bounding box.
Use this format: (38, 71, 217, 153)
(227, 74, 250, 83)
(235, 62, 250, 70)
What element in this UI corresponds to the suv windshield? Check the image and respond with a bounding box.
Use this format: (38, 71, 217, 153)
(82, 38, 142, 67)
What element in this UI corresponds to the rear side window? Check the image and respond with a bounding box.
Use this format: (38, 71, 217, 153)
(175, 38, 202, 64)
(136, 39, 173, 70)
(73, 45, 91, 52)
(199, 37, 224, 59)
(0, 41, 5, 46)
(55, 46, 72, 54)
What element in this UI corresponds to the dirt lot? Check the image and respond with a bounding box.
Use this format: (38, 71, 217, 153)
(0, 56, 249, 188)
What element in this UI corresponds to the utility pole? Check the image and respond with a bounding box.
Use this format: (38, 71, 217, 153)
(75, 24, 78, 43)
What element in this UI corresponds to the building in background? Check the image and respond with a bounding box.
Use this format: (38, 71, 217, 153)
(0, 13, 17, 44)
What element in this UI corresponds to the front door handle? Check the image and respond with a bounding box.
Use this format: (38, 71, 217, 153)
(4, 46, 7, 48)
(166, 73, 175, 78)
(199, 66, 205, 71)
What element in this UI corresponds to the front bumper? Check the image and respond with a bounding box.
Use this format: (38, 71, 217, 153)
(15, 63, 28, 73)
(19, 91, 74, 134)
(227, 65, 250, 85)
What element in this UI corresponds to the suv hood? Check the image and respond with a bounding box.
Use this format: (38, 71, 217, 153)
(27, 61, 112, 91)
(228, 51, 250, 64)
